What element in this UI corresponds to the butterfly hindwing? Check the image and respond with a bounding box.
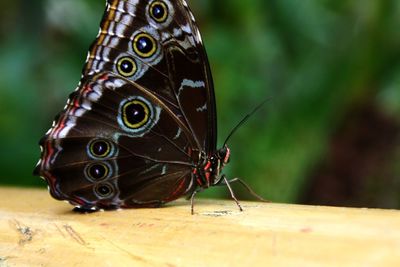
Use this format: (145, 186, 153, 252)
(37, 72, 196, 209)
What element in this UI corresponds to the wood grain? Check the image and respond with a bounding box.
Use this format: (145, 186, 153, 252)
(0, 187, 399, 267)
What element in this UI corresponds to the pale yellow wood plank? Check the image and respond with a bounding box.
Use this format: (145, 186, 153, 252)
(0, 187, 399, 267)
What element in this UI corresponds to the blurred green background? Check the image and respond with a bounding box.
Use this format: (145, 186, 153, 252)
(1, 0, 399, 209)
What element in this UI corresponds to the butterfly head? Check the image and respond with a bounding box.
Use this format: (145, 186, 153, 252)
(216, 145, 231, 167)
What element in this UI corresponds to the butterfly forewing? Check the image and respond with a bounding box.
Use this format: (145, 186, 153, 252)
(85, 0, 216, 152)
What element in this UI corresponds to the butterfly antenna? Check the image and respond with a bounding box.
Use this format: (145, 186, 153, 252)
(223, 97, 271, 147)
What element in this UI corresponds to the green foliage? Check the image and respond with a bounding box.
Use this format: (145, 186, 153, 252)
(0, 0, 399, 205)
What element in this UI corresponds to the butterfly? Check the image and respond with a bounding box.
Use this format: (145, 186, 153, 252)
(34, 0, 261, 213)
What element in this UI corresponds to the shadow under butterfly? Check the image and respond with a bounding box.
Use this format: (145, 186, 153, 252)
(34, 0, 265, 214)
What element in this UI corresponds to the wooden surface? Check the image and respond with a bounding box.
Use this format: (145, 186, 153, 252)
(0, 187, 400, 267)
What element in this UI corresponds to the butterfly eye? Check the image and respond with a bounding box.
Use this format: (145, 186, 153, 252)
(88, 140, 113, 158)
(121, 99, 150, 129)
(133, 33, 157, 58)
(149, 1, 168, 23)
(85, 163, 110, 181)
(117, 57, 137, 77)
(94, 183, 114, 199)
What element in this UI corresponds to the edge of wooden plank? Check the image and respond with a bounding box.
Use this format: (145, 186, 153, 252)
(1, 187, 400, 267)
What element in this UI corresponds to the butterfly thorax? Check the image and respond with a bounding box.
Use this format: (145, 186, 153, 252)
(193, 146, 230, 189)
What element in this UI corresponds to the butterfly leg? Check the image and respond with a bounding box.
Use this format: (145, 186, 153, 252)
(190, 187, 204, 215)
(221, 175, 243, 212)
(223, 177, 270, 203)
